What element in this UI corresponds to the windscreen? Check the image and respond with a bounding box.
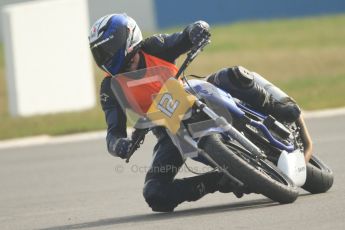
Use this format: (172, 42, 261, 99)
(110, 66, 197, 134)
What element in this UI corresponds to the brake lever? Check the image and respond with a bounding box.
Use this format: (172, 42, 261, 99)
(175, 38, 210, 80)
(125, 128, 149, 163)
(189, 38, 211, 59)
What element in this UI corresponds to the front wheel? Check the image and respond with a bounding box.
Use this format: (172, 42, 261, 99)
(198, 134, 299, 204)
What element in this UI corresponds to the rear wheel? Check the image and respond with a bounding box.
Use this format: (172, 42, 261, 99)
(240, 123, 334, 194)
(198, 134, 299, 204)
(302, 155, 334, 193)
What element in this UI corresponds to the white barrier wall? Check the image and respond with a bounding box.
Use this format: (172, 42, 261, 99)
(2, 0, 96, 117)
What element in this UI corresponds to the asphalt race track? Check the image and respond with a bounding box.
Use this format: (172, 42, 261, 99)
(1, 115, 344, 230)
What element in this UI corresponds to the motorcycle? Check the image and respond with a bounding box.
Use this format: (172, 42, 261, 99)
(110, 38, 333, 204)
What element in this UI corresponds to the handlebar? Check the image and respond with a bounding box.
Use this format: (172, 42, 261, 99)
(175, 38, 210, 81)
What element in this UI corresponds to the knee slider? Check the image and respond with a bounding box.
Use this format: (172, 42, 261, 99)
(143, 179, 176, 212)
(281, 98, 301, 122)
(228, 66, 255, 89)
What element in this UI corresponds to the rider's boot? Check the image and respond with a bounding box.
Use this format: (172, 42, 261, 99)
(182, 171, 247, 200)
(217, 174, 251, 198)
(143, 171, 224, 213)
(182, 171, 223, 200)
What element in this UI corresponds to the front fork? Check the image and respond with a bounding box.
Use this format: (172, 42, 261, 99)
(185, 100, 268, 188)
(193, 100, 266, 159)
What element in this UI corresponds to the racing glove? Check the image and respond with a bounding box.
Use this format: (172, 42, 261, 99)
(188, 20, 211, 46)
(110, 137, 133, 159)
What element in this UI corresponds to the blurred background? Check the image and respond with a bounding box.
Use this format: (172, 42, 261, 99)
(1, 0, 345, 140)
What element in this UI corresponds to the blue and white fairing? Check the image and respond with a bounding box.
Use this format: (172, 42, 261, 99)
(184, 79, 295, 153)
(185, 79, 245, 118)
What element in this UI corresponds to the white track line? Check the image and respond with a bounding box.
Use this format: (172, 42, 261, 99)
(0, 131, 106, 150)
(303, 107, 345, 119)
(0, 108, 344, 150)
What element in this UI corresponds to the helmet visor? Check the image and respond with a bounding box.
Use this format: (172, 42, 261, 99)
(90, 25, 128, 68)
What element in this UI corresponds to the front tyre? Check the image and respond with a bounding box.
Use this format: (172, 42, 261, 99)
(198, 134, 299, 204)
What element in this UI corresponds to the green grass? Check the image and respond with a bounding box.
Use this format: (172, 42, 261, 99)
(1, 14, 345, 140)
(0, 109, 104, 139)
(280, 74, 345, 110)
(207, 16, 345, 52)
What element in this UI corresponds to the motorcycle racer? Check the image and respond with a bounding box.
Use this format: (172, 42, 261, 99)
(89, 13, 301, 212)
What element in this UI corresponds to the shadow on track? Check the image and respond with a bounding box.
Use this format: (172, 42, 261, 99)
(41, 198, 278, 230)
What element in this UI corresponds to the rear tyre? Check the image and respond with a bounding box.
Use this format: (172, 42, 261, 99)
(302, 155, 334, 194)
(198, 134, 299, 204)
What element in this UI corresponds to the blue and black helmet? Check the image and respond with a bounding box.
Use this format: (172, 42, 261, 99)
(89, 13, 143, 75)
